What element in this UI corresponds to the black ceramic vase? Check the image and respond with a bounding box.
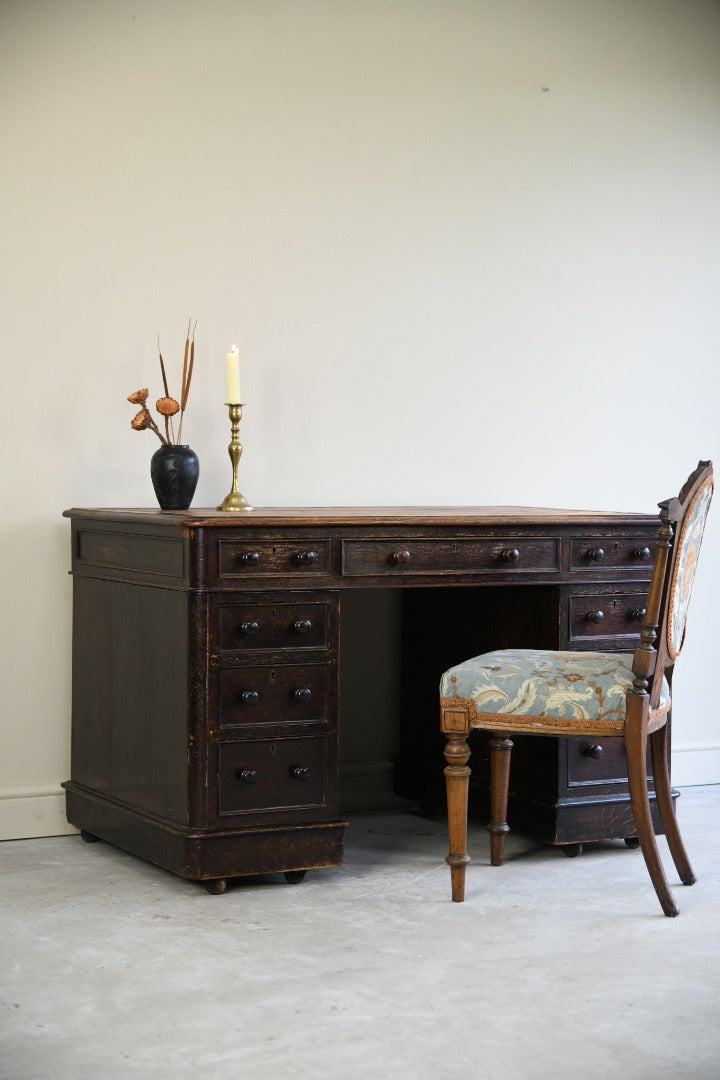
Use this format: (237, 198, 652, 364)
(150, 444, 199, 510)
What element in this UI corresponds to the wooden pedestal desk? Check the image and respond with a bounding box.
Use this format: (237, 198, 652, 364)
(63, 505, 662, 892)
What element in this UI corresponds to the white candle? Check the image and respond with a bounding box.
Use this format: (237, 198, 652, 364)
(226, 345, 241, 403)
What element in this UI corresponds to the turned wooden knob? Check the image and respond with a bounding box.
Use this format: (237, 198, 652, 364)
(296, 550, 316, 566)
(391, 549, 411, 564)
(631, 607, 647, 621)
(293, 618, 313, 633)
(241, 690, 260, 705)
(238, 768, 257, 784)
(289, 765, 311, 781)
(294, 687, 312, 702)
(499, 548, 520, 562)
(241, 550, 260, 565)
(586, 547, 606, 561)
(632, 546, 652, 561)
(583, 744, 603, 759)
(241, 619, 260, 634)
(586, 609, 605, 624)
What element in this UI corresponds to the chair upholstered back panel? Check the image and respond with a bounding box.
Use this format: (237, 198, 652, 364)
(667, 476, 713, 659)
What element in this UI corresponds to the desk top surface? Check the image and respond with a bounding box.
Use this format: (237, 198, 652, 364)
(64, 505, 658, 528)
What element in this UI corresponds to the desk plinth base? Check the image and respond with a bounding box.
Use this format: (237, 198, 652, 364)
(63, 783, 347, 886)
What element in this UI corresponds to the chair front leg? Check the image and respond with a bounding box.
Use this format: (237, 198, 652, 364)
(625, 715, 678, 916)
(489, 733, 513, 866)
(443, 732, 471, 902)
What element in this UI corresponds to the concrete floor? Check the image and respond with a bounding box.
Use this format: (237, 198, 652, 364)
(2, 787, 719, 1080)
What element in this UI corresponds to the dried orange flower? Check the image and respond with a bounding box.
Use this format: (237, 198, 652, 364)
(156, 396, 180, 416)
(125, 321, 196, 446)
(131, 408, 150, 430)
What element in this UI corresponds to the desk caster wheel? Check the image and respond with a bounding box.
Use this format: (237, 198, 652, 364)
(284, 870, 307, 885)
(205, 878, 228, 895)
(80, 830, 98, 844)
(562, 844, 583, 858)
(624, 836, 640, 849)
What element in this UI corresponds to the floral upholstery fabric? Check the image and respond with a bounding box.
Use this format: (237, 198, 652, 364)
(440, 649, 670, 723)
(668, 478, 713, 659)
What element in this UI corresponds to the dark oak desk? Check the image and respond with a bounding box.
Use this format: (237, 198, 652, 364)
(63, 505, 661, 892)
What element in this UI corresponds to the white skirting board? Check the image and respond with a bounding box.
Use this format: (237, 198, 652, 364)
(0, 784, 77, 841)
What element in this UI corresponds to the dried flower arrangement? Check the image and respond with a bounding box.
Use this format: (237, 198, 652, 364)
(128, 319, 196, 445)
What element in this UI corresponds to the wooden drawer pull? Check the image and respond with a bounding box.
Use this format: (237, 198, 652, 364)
(295, 550, 316, 566)
(632, 546, 652, 561)
(241, 690, 260, 705)
(241, 550, 260, 566)
(391, 549, 411, 565)
(289, 765, 311, 782)
(586, 547, 606, 561)
(293, 687, 312, 702)
(237, 768, 258, 784)
(582, 744, 603, 759)
(499, 548, 520, 563)
(241, 620, 260, 634)
(631, 607, 647, 622)
(293, 618, 313, 633)
(586, 609, 605, 624)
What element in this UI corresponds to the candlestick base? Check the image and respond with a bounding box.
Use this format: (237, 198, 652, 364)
(218, 489, 253, 512)
(217, 402, 253, 512)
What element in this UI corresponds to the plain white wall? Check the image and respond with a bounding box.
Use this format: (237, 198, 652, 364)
(1, 0, 718, 838)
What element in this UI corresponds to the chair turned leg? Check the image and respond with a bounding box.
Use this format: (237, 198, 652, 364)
(625, 721, 678, 917)
(489, 733, 513, 867)
(650, 724, 696, 886)
(444, 732, 471, 902)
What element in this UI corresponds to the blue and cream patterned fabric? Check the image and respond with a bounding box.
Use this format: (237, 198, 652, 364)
(440, 649, 670, 724)
(668, 478, 713, 659)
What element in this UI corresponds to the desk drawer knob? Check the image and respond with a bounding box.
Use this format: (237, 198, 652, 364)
(583, 744, 603, 760)
(237, 768, 258, 784)
(586, 547, 606, 561)
(293, 618, 313, 633)
(632, 546, 652, 562)
(296, 550, 316, 566)
(391, 549, 411, 565)
(294, 687, 312, 702)
(586, 609, 605, 624)
(241, 619, 260, 635)
(631, 607, 647, 622)
(241, 550, 260, 566)
(499, 548, 520, 563)
(289, 765, 311, 782)
(241, 690, 260, 705)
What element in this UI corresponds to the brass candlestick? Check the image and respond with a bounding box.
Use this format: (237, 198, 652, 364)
(217, 403, 253, 511)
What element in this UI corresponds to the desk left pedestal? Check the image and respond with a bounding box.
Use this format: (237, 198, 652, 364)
(62, 514, 346, 892)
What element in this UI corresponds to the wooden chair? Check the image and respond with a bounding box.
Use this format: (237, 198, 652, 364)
(440, 461, 713, 916)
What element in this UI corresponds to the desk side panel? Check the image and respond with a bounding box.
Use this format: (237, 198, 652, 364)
(68, 576, 192, 825)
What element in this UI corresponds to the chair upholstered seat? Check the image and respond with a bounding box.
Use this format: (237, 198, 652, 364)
(440, 649, 671, 730)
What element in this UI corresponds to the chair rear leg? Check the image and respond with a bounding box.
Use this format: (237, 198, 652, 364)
(625, 721, 678, 917)
(650, 723, 696, 886)
(444, 732, 471, 902)
(489, 733, 513, 867)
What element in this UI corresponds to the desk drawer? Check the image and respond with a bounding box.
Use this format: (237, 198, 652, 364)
(567, 735, 651, 786)
(570, 538, 655, 571)
(218, 735, 328, 814)
(216, 600, 330, 654)
(217, 539, 330, 580)
(342, 537, 558, 577)
(569, 591, 648, 641)
(218, 664, 328, 728)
